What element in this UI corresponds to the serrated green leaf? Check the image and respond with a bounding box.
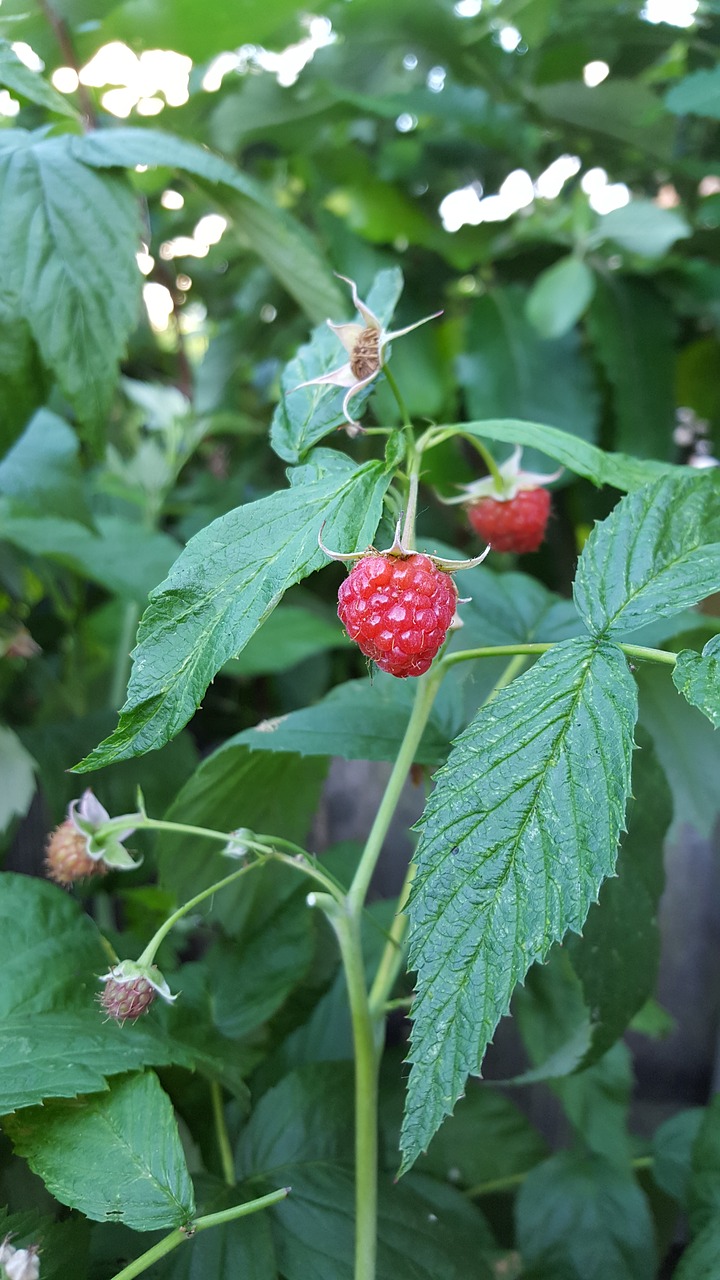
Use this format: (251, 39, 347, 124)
(0, 131, 141, 432)
(673, 634, 720, 728)
(515, 950, 635, 1165)
(72, 128, 345, 325)
(574, 472, 720, 638)
(586, 275, 675, 459)
(597, 200, 690, 258)
(4, 1071, 195, 1230)
(515, 1151, 656, 1280)
(411, 1086, 548, 1192)
(688, 1095, 720, 1236)
(237, 1065, 495, 1280)
(0, 409, 91, 525)
(567, 732, 670, 1064)
(157, 744, 327, 934)
(236, 675, 450, 765)
(0, 724, 36, 834)
(455, 420, 677, 492)
(73, 457, 393, 770)
(638, 662, 720, 837)
(666, 66, 720, 119)
(458, 287, 599, 474)
(652, 1109, 704, 1206)
(270, 268, 404, 463)
(225, 604, 348, 678)
(0, 38, 78, 116)
(0, 874, 193, 1113)
(525, 256, 595, 339)
(0, 511, 181, 601)
(400, 637, 637, 1170)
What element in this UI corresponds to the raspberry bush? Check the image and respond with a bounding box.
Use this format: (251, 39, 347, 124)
(1, 6, 720, 1280)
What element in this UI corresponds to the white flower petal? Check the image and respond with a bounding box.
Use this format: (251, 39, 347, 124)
(328, 321, 364, 355)
(293, 362, 356, 392)
(335, 273, 381, 329)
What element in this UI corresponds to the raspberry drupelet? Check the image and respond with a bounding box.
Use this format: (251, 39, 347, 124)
(338, 553, 458, 678)
(467, 486, 552, 554)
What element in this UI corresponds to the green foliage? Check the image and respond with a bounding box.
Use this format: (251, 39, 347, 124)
(0, 131, 141, 434)
(2, 1, 720, 1272)
(270, 269, 403, 462)
(566, 733, 671, 1065)
(525, 256, 595, 340)
(0, 875, 192, 1111)
(673, 633, 720, 728)
(0, 726, 36, 835)
(75, 456, 393, 769)
(4, 1071, 195, 1230)
(515, 1151, 656, 1280)
(401, 638, 637, 1169)
(574, 472, 720, 637)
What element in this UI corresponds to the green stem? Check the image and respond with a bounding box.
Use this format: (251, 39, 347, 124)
(108, 1188, 289, 1280)
(465, 435, 505, 494)
(368, 861, 415, 1017)
(210, 1080, 236, 1187)
(137, 862, 257, 966)
(465, 1154, 654, 1201)
(334, 912, 379, 1280)
(619, 644, 678, 667)
(383, 363, 412, 431)
(99, 816, 345, 903)
(347, 670, 442, 914)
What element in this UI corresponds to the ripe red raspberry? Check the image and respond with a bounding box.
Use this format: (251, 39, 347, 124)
(100, 975, 156, 1021)
(466, 487, 551, 554)
(45, 819, 108, 886)
(338, 553, 457, 677)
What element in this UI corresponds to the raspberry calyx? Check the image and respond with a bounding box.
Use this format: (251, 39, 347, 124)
(338, 552, 458, 678)
(98, 960, 176, 1023)
(440, 445, 561, 555)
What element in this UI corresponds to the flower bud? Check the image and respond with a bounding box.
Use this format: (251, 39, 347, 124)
(44, 819, 108, 886)
(98, 960, 176, 1023)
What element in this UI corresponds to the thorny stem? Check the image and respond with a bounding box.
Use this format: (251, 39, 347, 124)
(108, 1188, 289, 1280)
(210, 1080, 236, 1187)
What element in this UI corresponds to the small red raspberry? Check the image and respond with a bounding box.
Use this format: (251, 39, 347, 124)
(338, 553, 457, 677)
(44, 819, 107, 886)
(100, 975, 156, 1021)
(466, 487, 551, 554)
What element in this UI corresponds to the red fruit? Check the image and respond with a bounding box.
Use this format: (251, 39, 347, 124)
(100, 976, 156, 1021)
(44, 819, 107, 886)
(466, 487, 551, 554)
(338, 553, 457, 678)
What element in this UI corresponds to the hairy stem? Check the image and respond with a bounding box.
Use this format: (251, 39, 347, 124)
(108, 1188, 289, 1280)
